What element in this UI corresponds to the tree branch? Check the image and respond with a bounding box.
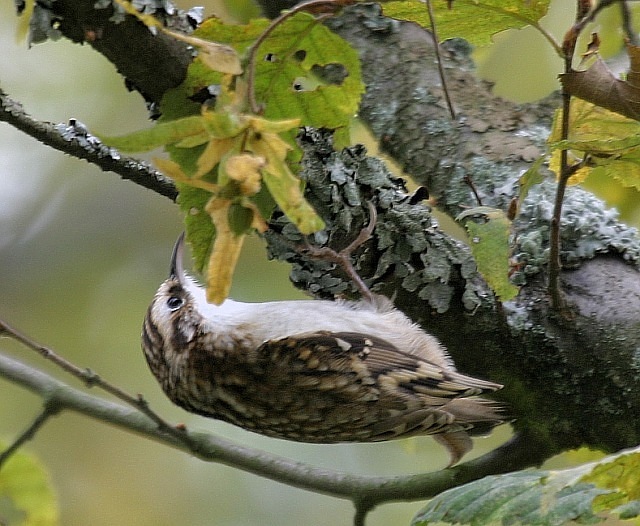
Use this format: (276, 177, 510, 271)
(0, 87, 178, 200)
(0, 351, 548, 521)
(0, 404, 59, 468)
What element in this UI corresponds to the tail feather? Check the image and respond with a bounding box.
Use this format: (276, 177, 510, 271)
(445, 398, 506, 436)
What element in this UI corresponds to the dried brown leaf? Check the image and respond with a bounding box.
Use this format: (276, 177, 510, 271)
(561, 47, 640, 122)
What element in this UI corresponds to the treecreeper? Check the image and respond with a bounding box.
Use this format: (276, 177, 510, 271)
(142, 233, 505, 466)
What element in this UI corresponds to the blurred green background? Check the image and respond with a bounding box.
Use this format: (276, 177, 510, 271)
(0, 1, 638, 525)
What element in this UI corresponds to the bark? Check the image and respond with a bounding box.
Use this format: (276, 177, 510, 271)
(15, 0, 640, 462)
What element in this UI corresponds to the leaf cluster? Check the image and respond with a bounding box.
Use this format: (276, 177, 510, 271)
(100, 9, 363, 302)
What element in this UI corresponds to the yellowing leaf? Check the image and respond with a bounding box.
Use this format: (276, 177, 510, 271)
(205, 197, 245, 304)
(164, 30, 242, 75)
(582, 449, 640, 512)
(548, 99, 640, 188)
(382, 0, 551, 47)
(591, 157, 640, 191)
(154, 157, 218, 192)
(248, 131, 324, 234)
(550, 99, 640, 153)
(113, 0, 162, 31)
(221, 153, 265, 196)
(549, 148, 591, 185)
(112, 0, 242, 75)
(195, 137, 236, 178)
(0, 443, 60, 526)
(457, 207, 518, 301)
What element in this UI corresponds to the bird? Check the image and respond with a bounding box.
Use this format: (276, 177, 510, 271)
(142, 233, 505, 466)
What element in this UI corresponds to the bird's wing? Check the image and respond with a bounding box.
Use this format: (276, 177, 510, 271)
(255, 331, 501, 401)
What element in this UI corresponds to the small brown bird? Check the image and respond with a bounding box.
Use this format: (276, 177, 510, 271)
(142, 234, 504, 465)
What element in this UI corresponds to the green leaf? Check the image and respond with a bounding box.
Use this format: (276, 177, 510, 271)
(195, 14, 364, 138)
(177, 185, 215, 273)
(413, 471, 606, 526)
(548, 99, 640, 189)
(590, 157, 640, 191)
(382, 0, 551, 47)
(0, 443, 60, 526)
(413, 447, 640, 526)
(98, 116, 209, 153)
(99, 112, 246, 153)
(457, 207, 518, 301)
(516, 156, 545, 216)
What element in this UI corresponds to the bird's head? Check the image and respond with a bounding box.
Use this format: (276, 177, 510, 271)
(142, 233, 202, 375)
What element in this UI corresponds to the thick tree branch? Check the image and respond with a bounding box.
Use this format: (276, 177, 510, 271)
(0, 351, 548, 521)
(38, 0, 196, 104)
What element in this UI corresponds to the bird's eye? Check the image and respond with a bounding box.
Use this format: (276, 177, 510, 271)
(167, 296, 184, 311)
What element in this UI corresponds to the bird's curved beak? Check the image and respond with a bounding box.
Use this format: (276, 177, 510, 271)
(170, 232, 186, 281)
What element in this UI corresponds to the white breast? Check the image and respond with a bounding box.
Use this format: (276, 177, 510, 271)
(185, 275, 453, 369)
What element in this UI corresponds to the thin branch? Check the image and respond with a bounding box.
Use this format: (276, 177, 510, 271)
(548, 0, 619, 311)
(425, 0, 455, 119)
(0, 88, 177, 201)
(620, 1, 638, 46)
(549, 67, 571, 311)
(0, 404, 59, 469)
(0, 318, 191, 447)
(0, 351, 548, 515)
(463, 174, 483, 206)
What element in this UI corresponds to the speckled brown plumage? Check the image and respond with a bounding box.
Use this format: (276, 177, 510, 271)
(142, 235, 505, 465)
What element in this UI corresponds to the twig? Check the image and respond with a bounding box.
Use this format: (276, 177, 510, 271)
(549, 0, 619, 311)
(0, 352, 551, 520)
(463, 174, 483, 206)
(0, 318, 192, 447)
(549, 69, 571, 311)
(0, 404, 59, 469)
(620, 1, 638, 46)
(0, 88, 177, 201)
(425, 0, 455, 119)
(301, 202, 377, 302)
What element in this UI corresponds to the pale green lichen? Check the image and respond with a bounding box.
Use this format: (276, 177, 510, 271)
(512, 180, 640, 284)
(264, 128, 489, 313)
